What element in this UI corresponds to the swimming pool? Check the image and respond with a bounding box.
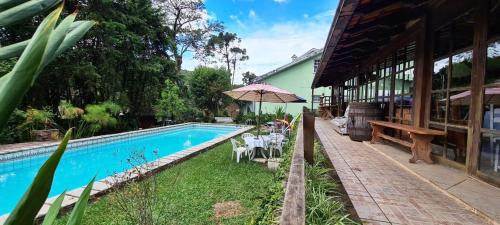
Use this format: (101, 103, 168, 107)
(0, 124, 242, 216)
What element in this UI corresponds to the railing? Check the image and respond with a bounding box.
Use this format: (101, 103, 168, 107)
(280, 108, 315, 225)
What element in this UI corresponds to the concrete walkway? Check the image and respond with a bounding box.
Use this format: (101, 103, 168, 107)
(315, 119, 493, 225)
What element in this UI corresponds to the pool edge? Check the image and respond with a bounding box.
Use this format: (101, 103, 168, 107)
(0, 124, 253, 224)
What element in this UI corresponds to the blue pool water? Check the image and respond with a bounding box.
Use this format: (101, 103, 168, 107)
(0, 125, 238, 215)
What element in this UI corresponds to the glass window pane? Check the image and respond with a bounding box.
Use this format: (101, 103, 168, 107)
(433, 58, 449, 91)
(479, 40, 500, 179)
(430, 92, 446, 122)
(446, 128, 468, 163)
(486, 41, 500, 85)
(448, 90, 470, 126)
(451, 51, 472, 89)
(479, 132, 500, 178)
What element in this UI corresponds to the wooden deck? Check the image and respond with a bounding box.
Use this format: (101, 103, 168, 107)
(315, 119, 493, 225)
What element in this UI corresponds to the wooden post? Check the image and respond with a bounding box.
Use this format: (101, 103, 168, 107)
(375, 64, 379, 103)
(466, 2, 488, 174)
(412, 16, 433, 128)
(303, 107, 315, 164)
(389, 53, 397, 122)
(311, 88, 314, 111)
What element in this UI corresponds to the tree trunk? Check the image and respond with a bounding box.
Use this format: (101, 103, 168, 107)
(175, 55, 182, 72)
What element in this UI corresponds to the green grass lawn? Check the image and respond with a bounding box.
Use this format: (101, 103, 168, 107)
(56, 141, 274, 225)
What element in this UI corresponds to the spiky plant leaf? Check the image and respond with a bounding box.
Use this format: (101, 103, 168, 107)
(0, 3, 62, 129)
(0, 20, 94, 60)
(54, 20, 95, 56)
(0, 0, 61, 26)
(0, 40, 29, 60)
(41, 192, 65, 225)
(66, 178, 95, 225)
(0, 0, 28, 11)
(4, 128, 71, 225)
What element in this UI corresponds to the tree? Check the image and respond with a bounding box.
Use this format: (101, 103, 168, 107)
(198, 32, 249, 85)
(154, 79, 186, 122)
(188, 67, 231, 116)
(157, 0, 223, 71)
(1, 0, 178, 128)
(242, 71, 257, 85)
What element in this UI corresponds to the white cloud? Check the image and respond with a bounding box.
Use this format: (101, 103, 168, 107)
(273, 0, 287, 3)
(182, 10, 335, 84)
(303, 13, 309, 19)
(229, 14, 237, 20)
(249, 9, 256, 18)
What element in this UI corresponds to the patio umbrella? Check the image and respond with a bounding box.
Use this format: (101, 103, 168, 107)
(224, 83, 303, 136)
(440, 87, 500, 105)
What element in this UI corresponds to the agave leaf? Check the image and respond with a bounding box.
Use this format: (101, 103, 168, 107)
(66, 178, 95, 225)
(36, 11, 77, 77)
(3, 128, 71, 225)
(0, 4, 61, 128)
(0, 0, 61, 26)
(41, 192, 65, 225)
(0, 21, 91, 60)
(54, 20, 95, 56)
(0, 0, 28, 11)
(0, 39, 29, 60)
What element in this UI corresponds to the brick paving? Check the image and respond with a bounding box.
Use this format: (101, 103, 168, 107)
(0, 141, 58, 153)
(315, 119, 491, 225)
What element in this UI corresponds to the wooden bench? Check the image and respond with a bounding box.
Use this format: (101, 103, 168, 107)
(368, 120, 446, 164)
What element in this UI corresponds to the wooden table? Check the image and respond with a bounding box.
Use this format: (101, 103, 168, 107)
(368, 120, 446, 164)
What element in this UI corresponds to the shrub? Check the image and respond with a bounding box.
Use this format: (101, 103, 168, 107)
(0, 109, 28, 144)
(82, 101, 122, 135)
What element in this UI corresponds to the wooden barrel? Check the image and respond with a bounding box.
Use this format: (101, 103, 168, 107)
(347, 102, 383, 141)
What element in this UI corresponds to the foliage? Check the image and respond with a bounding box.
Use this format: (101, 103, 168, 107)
(0, 109, 28, 143)
(55, 141, 273, 225)
(253, 121, 298, 224)
(274, 106, 285, 120)
(4, 129, 95, 225)
(0, 1, 94, 224)
(154, 79, 186, 122)
(156, 0, 223, 71)
(108, 151, 166, 225)
(82, 101, 121, 135)
(58, 101, 84, 120)
(242, 71, 257, 85)
(305, 141, 359, 225)
(17, 108, 56, 136)
(1, 0, 177, 124)
(188, 66, 231, 116)
(0, 2, 95, 129)
(235, 112, 280, 125)
(198, 32, 249, 85)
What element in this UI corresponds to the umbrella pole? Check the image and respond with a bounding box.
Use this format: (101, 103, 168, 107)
(257, 92, 263, 137)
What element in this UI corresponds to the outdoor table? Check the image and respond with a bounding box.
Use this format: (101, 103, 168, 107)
(243, 135, 271, 159)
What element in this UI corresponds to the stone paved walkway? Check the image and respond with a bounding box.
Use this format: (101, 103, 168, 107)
(0, 141, 57, 153)
(315, 119, 491, 225)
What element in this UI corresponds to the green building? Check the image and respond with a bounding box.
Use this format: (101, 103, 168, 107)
(254, 48, 330, 116)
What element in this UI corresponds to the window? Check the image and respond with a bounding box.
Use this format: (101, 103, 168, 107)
(429, 15, 474, 165)
(312, 95, 321, 103)
(474, 0, 500, 183)
(313, 59, 320, 73)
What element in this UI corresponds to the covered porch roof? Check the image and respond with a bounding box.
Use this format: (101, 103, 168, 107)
(312, 0, 478, 88)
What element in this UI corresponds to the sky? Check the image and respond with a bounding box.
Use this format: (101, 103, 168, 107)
(181, 0, 339, 84)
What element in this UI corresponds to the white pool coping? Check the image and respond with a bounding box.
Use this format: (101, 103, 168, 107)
(0, 123, 253, 223)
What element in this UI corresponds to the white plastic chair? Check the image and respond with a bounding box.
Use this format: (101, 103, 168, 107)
(268, 133, 285, 158)
(231, 139, 248, 163)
